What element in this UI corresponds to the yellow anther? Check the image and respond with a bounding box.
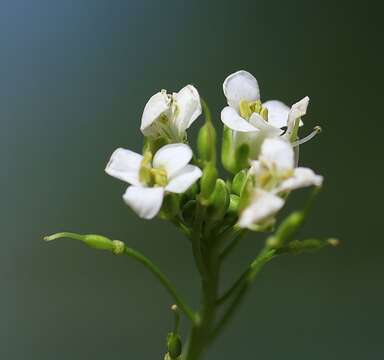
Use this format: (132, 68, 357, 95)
(260, 107, 269, 121)
(151, 168, 168, 186)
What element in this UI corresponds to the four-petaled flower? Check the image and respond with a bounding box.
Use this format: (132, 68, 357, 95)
(221, 70, 310, 158)
(238, 137, 323, 229)
(140, 85, 202, 143)
(105, 143, 202, 219)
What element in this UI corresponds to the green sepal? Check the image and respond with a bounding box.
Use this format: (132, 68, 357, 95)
(207, 179, 230, 220)
(200, 162, 218, 203)
(167, 332, 182, 359)
(143, 137, 167, 154)
(231, 170, 248, 196)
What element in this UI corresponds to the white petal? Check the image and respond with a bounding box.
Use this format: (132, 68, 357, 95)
(223, 70, 260, 110)
(105, 148, 142, 186)
(289, 96, 310, 121)
(221, 106, 259, 132)
(287, 96, 309, 134)
(123, 186, 164, 219)
(260, 138, 294, 172)
(152, 143, 192, 178)
(173, 85, 202, 137)
(140, 90, 171, 136)
(262, 100, 290, 128)
(249, 113, 283, 136)
(276, 167, 323, 193)
(165, 165, 202, 193)
(238, 189, 284, 229)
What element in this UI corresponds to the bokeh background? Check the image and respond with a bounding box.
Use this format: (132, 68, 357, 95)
(1, 0, 383, 359)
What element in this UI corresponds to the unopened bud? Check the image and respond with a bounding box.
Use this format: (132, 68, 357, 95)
(208, 179, 230, 220)
(200, 162, 218, 202)
(221, 126, 235, 174)
(227, 194, 240, 216)
(233, 143, 250, 173)
(167, 333, 182, 359)
(231, 170, 248, 196)
(197, 121, 217, 163)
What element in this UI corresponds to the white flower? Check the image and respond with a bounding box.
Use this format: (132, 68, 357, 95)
(221, 70, 314, 158)
(238, 138, 323, 229)
(250, 137, 323, 193)
(105, 143, 202, 219)
(238, 189, 284, 230)
(140, 85, 202, 142)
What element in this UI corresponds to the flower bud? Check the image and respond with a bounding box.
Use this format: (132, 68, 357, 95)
(197, 121, 216, 163)
(227, 194, 240, 216)
(233, 143, 250, 173)
(221, 126, 235, 173)
(167, 332, 182, 359)
(231, 170, 248, 196)
(200, 162, 218, 202)
(208, 179, 230, 220)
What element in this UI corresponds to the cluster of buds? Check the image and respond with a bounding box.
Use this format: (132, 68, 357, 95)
(104, 70, 323, 230)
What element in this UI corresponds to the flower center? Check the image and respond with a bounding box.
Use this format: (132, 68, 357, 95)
(239, 100, 268, 121)
(139, 152, 168, 187)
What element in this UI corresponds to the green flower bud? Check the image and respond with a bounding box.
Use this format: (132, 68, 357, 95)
(231, 170, 248, 196)
(227, 194, 240, 216)
(221, 126, 235, 174)
(200, 163, 218, 203)
(208, 179, 230, 220)
(233, 143, 250, 173)
(197, 121, 216, 163)
(167, 332, 182, 359)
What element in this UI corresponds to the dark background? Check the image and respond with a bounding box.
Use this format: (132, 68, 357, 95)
(1, 0, 383, 359)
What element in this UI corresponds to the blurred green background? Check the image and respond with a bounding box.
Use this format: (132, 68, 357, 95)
(1, 0, 382, 358)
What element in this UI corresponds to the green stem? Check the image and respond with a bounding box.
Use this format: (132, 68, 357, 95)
(184, 237, 220, 360)
(209, 248, 276, 342)
(191, 201, 208, 278)
(123, 246, 196, 323)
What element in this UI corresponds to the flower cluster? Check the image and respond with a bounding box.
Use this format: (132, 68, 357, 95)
(46, 69, 336, 360)
(105, 70, 322, 228)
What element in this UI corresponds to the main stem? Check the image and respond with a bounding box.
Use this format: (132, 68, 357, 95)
(184, 236, 219, 360)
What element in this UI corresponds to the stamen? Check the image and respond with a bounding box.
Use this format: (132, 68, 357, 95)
(292, 126, 322, 147)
